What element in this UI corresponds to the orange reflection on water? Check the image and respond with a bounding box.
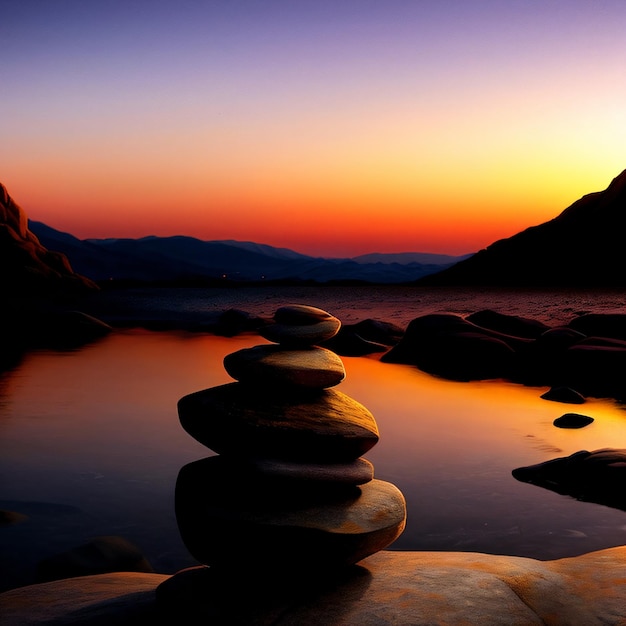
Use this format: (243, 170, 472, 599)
(338, 354, 626, 475)
(2, 330, 626, 569)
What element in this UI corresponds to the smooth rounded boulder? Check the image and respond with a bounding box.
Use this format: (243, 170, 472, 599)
(512, 448, 626, 511)
(224, 345, 345, 389)
(553, 413, 594, 429)
(176, 456, 406, 571)
(178, 383, 379, 462)
(260, 305, 341, 346)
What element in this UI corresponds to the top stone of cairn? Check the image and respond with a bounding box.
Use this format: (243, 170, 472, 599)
(260, 304, 341, 346)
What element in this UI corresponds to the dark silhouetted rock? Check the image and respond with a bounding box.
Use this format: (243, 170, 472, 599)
(467, 310, 549, 339)
(176, 456, 405, 572)
(36, 536, 153, 583)
(382, 314, 517, 381)
(568, 313, 626, 341)
(535, 327, 586, 351)
(323, 318, 404, 356)
(322, 332, 389, 356)
(559, 343, 626, 400)
(347, 319, 404, 345)
(540, 386, 585, 404)
(553, 413, 594, 429)
(512, 448, 626, 511)
(419, 169, 626, 287)
(243, 457, 374, 486)
(224, 345, 345, 389)
(0, 182, 96, 295)
(178, 383, 379, 462)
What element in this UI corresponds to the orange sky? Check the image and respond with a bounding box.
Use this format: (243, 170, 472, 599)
(2, 1, 626, 256)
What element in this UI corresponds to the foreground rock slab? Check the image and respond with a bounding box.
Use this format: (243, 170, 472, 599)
(4, 547, 626, 625)
(0, 572, 169, 626)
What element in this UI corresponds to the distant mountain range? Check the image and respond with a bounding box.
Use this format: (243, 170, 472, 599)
(29, 221, 470, 285)
(18, 168, 626, 288)
(419, 169, 626, 287)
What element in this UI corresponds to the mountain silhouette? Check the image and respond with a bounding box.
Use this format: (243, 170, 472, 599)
(0, 183, 95, 294)
(419, 169, 626, 287)
(29, 222, 465, 285)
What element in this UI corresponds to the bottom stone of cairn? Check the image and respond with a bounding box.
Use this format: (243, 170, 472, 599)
(176, 456, 406, 572)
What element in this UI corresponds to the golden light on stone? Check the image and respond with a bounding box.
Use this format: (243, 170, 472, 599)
(175, 304, 406, 572)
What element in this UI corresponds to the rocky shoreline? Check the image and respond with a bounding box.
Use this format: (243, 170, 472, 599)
(3, 301, 626, 624)
(3, 546, 626, 624)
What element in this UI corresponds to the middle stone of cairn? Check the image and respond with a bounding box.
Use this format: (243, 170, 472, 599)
(176, 304, 406, 573)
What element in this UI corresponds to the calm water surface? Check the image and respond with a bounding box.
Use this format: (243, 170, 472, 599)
(1, 287, 626, 591)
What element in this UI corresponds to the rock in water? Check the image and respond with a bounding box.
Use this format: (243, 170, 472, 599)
(553, 413, 594, 429)
(540, 386, 586, 404)
(512, 448, 626, 511)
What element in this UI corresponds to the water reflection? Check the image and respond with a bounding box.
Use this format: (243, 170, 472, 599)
(1, 330, 626, 591)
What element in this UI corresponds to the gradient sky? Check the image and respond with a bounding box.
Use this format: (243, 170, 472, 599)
(2, 0, 626, 256)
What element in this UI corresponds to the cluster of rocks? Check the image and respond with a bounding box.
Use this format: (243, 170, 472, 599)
(171, 304, 406, 578)
(382, 309, 626, 402)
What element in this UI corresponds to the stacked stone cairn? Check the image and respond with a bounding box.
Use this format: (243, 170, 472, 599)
(175, 304, 406, 575)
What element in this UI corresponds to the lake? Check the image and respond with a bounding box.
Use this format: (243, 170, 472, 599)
(1, 285, 626, 591)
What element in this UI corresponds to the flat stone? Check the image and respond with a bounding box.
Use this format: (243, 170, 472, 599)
(176, 459, 406, 570)
(178, 383, 379, 462)
(467, 309, 550, 338)
(260, 318, 341, 347)
(6, 547, 626, 624)
(260, 306, 341, 346)
(223, 345, 345, 389)
(272, 304, 334, 324)
(0, 572, 169, 626)
(244, 457, 374, 485)
(553, 413, 594, 429)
